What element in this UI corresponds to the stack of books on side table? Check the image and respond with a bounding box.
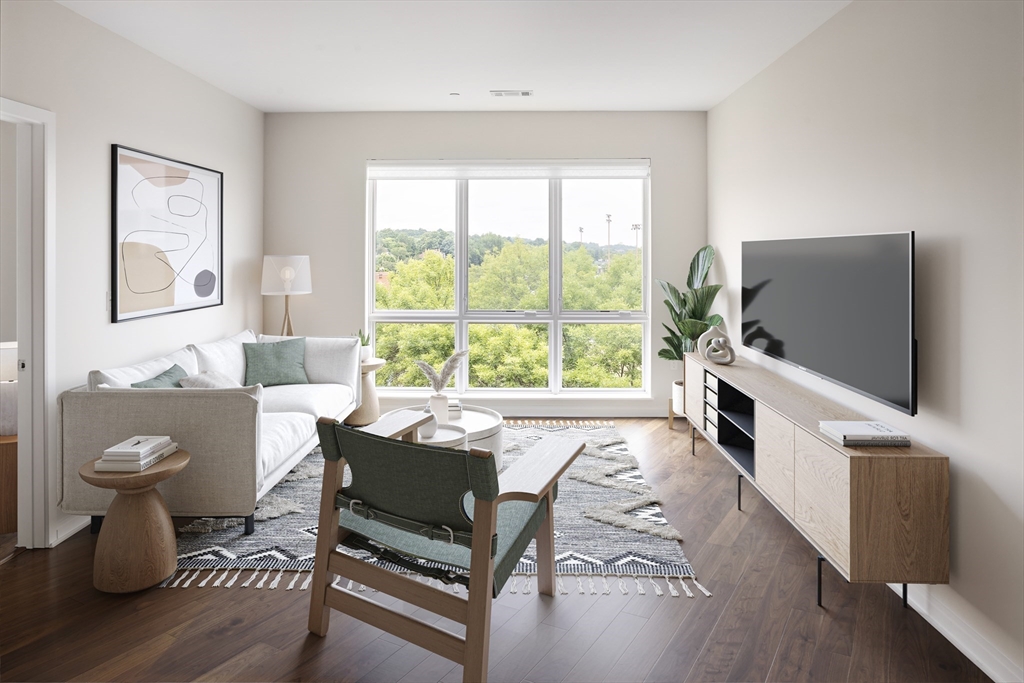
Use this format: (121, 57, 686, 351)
(819, 421, 910, 447)
(96, 436, 178, 472)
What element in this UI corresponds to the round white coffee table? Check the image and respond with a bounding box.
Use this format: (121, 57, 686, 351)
(381, 404, 504, 469)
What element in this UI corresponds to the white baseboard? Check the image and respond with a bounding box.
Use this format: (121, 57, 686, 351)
(49, 515, 88, 547)
(894, 584, 1024, 683)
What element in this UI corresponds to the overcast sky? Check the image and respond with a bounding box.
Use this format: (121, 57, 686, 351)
(375, 179, 644, 246)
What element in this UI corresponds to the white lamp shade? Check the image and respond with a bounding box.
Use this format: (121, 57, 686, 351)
(0, 342, 16, 382)
(261, 255, 312, 295)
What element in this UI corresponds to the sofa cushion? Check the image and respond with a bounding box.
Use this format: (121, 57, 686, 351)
(261, 411, 316, 480)
(261, 383, 354, 420)
(190, 330, 256, 385)
(131, 364, 188, 388)
(88, 346, 198, 391)
(258, 335, 361, 386)
(178, 370, 242, 389)
(244, 338, 309, 387)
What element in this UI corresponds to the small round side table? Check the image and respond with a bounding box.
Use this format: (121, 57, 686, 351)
(79, 451, 190, 593)
(345, 358, 386, 426)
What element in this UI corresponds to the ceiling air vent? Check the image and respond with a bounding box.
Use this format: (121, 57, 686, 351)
(490, 90, 533, 97)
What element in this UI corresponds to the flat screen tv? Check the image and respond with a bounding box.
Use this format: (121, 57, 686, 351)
(741, 232, 916, 415)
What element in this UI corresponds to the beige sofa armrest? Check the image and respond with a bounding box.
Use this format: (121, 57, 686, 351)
(59, 385, 263, 517)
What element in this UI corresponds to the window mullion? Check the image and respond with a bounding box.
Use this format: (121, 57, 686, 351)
(550, 179, 562, 394)
(456, 179, 469, 394)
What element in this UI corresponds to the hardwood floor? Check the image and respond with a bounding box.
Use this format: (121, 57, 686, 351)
(0, 418, 987, 682)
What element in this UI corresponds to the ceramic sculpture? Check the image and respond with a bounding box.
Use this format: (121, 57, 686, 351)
(697, 324, 728, 359)
(708, 337, 736, 365)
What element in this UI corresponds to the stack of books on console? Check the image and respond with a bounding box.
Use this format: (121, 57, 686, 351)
(96, 436, 178, 472)
(819, 421, 910, 448)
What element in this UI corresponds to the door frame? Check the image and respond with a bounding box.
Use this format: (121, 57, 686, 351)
(0, 97, 69, 548)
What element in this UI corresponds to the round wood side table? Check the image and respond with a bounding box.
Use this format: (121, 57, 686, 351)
(79, 451, 190, 593)
(345, 358, 386, 426)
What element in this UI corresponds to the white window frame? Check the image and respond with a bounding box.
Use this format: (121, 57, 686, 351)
(366, 160, 651, 396)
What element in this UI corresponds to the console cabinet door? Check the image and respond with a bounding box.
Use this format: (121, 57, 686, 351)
(684, 355, 704, 426)
(754, 403, 795, 519)
(795, 430, 851, 573)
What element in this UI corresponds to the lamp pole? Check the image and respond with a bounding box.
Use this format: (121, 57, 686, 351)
(632, 223, 641, 259)
(579, 226, 584, 246)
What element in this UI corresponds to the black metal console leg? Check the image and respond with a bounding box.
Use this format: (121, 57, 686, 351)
(902, 583, 908, 608)
(737, 474, 743, 511)
(90, 516, 103, 534)
(691, 425, 695, 455)
(817, 555, 825, 607)
(244, 514, 255, 535)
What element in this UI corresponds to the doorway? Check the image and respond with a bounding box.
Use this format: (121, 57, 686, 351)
(0, 97, 60, 552)
(0, 119, 17, 560)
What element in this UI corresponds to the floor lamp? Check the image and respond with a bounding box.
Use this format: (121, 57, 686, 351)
(261, 255, 312, 336)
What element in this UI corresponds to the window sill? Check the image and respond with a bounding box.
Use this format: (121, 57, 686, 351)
(377, 389, 651, 401)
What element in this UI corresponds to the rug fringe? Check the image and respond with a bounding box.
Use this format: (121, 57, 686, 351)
(504, 419, 615, 429)
(158, 568, 711, 599)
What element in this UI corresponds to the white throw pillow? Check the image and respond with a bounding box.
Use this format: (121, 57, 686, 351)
(179, 370, 243, 389)
(87, 347, 198, 391)
(189, 330, 256, 385)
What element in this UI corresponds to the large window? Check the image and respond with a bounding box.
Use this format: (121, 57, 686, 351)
(369, 161, 649, 393)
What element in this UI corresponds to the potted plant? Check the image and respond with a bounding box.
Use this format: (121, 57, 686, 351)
(657, 245, 724, 412)
(414, 350, 468, 425)
(356, 329, 372, 362)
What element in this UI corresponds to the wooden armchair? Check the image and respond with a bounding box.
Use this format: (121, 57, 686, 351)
(308, 410, 585, 683)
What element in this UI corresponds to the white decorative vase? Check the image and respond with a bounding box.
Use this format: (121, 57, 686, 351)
(419, 406, 438, 438)
(672, 380, 685, 416)
(697, 324, 728, 359)
(360, 345, 372, 362)
(429, 393, 449, 425)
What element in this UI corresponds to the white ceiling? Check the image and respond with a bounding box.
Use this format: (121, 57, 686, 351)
(58, 0, 850, 113)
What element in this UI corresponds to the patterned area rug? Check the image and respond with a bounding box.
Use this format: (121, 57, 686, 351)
(166, 420, 710, 598)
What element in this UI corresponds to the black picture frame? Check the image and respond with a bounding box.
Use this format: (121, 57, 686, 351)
(111, 144, 224, 323)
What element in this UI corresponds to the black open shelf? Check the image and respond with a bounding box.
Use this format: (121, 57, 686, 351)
(703, 372, 757, 480)
(720, 443, 755, 478)
(719, 409, 755, 439)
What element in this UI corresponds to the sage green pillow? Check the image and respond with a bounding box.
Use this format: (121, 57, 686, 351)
(243, 338, 309, 387)
(131, 364, 188, 388)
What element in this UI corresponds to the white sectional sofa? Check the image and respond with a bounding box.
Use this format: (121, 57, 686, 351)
(59, 330, 361, 532)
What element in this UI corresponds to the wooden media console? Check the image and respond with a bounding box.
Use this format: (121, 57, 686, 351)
(683, 353, 949, 605)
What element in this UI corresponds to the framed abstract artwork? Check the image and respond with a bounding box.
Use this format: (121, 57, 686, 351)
(111, 145, 223, 322)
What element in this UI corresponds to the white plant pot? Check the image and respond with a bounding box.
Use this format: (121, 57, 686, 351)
(672, 380, 685, 416)
(360, 345, 373, 362)
(429, 393, 449, 425)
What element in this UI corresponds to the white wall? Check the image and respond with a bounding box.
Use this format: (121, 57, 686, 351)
(264, 112, 707, 416)
(0, 0, 264, 539)
(0, 121, 15, 343)
(708, 1, 1023, 680)
(0, 0, 264, 391)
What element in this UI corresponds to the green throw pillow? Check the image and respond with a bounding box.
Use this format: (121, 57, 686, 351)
(243, 338, 309, 387)
(131, 363, 188, 388)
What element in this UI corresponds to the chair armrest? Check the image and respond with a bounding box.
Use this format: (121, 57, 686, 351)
(358, 409, 433, 441)
(496, 436, 585, 504)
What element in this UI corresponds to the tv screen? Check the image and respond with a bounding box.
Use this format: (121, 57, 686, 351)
(741, 232, 916, 415)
